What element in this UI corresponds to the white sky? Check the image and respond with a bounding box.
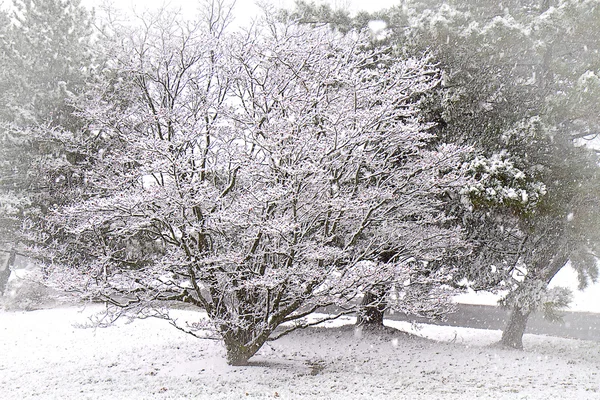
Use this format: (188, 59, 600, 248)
(81, 0, 399, 29)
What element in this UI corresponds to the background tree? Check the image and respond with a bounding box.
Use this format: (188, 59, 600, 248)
(282, 2, 477, 328)
(284, 0, 600, 346)
(0, 0, 94, 295)
(399, 0, 600, 349)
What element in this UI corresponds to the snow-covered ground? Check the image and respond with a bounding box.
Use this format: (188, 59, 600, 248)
(454, 265, 600, 313)
(2, 305, 600, 399)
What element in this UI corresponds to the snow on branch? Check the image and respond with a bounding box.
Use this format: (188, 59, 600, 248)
(40, 13, 471, 365)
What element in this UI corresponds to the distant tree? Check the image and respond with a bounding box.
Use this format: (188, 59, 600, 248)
(284, 0, 600, 347)
(283, 2, 474, 328)
(0, 8, 17, 293)
(2, 0, 93, 126)
(0, 0, 94, 295)
(41, 7, 470, 365)
(392, 0, 600, 349)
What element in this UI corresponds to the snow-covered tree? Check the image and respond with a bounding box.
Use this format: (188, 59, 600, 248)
(285, 0, 600, 348)
(281, 3, 476, 328)
(394, 0, 600, 349)
(41, 9, 469, 365)
(0, 0, 94, 294)
(2, 0, 93, 126)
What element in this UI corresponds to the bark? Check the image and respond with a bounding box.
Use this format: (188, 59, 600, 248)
(0, 250, 15, 296)
(356, 289, 386, 327)
(357, 251, 394, 327)
(500, 305, 531, 349)
(0, 267, 10, 296)
(500, 253, 569, 349)
(222, 330, 270, 366)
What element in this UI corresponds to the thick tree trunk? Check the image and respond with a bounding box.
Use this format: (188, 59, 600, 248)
(223, 343, 256, 366)
(222, 330, 269, 366)
(356, 289, 386, 328)
(500, 306, 531, 349)
(500, 252, 568, 349)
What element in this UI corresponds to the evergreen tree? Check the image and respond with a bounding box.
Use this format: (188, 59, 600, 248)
(284, 0, 600, 345)
(0, 0, 94, 294)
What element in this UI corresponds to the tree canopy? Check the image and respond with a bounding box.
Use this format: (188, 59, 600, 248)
(2, 0, 599, 364)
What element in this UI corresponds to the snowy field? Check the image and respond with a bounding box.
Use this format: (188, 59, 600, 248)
(2, 305, 600, 400)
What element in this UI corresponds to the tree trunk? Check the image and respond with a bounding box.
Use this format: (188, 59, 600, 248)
(356, 289, 386, 328)
(0, 250, 15, 296)
(500, 252, 568, 349)
(500, 306, 531, 349)
(0, 267, 10, 296)
(222, 330, 269, 366)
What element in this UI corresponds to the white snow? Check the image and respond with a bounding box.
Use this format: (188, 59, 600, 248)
(453, 288, 507, 307)
(454, 265, 600, 313)
(549, 266, 600, 313)
(2, 305, 600, 399)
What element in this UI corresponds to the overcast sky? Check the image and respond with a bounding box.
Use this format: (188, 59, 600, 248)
(81, 0, 399, 29)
